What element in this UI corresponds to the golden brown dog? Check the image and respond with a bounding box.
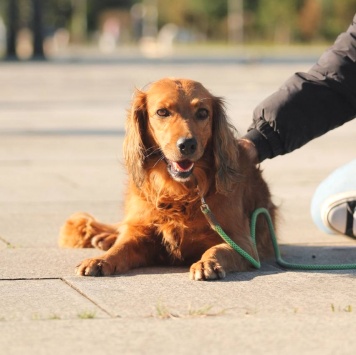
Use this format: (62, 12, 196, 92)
(59, 78, 276, 280)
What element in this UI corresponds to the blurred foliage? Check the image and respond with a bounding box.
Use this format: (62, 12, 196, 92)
(86, 0, 133, 31)
(157, 0, 228, 40)
(157, 0, 356, 43)
(1, 0, 356, 44)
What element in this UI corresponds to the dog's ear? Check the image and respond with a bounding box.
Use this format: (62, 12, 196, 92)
(123, 89, 148, 187)
(212, 97, 240, 194)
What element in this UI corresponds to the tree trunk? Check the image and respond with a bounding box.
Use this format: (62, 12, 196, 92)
(6, 0, 18, 60)
(31, 0, 46, 60)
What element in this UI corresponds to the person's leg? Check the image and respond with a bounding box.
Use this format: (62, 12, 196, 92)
(311, 160, 356, 237)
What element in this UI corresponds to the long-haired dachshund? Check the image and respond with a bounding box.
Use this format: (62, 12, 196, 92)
(59, 78, 276, 281)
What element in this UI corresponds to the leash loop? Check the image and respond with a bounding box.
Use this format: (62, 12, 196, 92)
(200, 196, 356, 271)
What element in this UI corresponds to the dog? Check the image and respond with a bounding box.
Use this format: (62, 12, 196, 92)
(59, 78, 276, 281)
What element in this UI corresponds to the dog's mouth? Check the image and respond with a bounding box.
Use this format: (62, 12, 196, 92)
(166, 159, 195, 181)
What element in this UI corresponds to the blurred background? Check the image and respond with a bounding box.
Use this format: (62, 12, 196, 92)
(0, 0, 355, 61)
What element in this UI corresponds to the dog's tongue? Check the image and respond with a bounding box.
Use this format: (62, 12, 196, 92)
(172, 160, 194, 172)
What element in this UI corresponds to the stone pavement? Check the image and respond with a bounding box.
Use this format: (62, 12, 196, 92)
(0, 60, 356, 355)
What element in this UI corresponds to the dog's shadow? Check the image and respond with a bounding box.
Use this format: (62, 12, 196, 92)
(263, 244, 356, 278)
(121, 244, 356, 282)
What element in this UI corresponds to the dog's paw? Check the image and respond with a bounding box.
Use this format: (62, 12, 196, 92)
(91, 233, 117, 251)
(189, 259, 226, 281)
(76, 258, 115, 277)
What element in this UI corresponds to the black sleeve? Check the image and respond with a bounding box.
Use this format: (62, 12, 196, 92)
(243, 14, 356, 162)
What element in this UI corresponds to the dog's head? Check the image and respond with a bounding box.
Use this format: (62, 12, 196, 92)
(124, 78, 239, 194)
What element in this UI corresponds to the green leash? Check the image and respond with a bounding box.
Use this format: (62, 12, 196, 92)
(200, 203, 356, 271)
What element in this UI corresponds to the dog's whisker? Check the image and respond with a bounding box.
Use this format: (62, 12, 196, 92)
(145, 146, 159, 153)
(145, 147, 162, 158)
(152, 156, 165, 168)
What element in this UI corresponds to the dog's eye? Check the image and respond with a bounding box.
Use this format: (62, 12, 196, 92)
(196, 108, 209, 120)
(156, 108, 170, 117)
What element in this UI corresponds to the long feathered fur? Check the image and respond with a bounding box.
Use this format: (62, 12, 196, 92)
(59, 78, 277, 281)
(123, 89, 147, 187)
(124, 90, 241, 195)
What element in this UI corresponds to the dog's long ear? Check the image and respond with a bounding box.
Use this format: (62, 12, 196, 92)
(212, 97, 240, 194)
(123, 89, 147, 187)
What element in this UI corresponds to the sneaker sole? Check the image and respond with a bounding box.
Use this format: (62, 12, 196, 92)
(321, 191, 356, 237)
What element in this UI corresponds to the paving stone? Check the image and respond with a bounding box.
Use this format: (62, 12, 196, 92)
(0, 161, 124, 203)
(65, 268, 356, 319)
(0, 279, 109, 321)
(1, 316, 356, 355)
(0, 248, 100, 279)
(0, 201, 124, 247)
(0, 240, 8, 250)
(0, 135, 124, 162)
(279, 244, 356, 266)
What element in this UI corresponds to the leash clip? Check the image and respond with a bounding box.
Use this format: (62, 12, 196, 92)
(200, 203, 209, 214)
(197, 185, 208, 211)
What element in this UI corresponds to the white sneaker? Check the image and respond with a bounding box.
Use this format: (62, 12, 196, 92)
(321, 191, 356, 238)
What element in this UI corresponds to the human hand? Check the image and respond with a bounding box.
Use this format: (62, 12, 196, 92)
(238, 139, 259, 164)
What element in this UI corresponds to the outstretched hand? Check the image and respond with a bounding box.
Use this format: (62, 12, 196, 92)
(238, 139, 259, 164)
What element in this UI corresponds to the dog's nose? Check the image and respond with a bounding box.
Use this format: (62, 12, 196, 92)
(177, 137, 197, 156)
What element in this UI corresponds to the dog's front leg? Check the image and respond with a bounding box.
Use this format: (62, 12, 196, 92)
(76, 224, 158, 276)
(189, 242, 257, 281)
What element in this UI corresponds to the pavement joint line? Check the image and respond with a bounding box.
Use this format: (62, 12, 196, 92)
(0, 277, 60, 281)
(0, 200, 123, 205)
(0, 235, 13, 248)
(61, 277, 117, 318)
(0, 128, 124, 137)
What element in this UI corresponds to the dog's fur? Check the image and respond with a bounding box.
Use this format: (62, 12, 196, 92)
(59, 78, 276, 280)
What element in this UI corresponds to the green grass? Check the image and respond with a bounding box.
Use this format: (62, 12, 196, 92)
(155, 302, 178, 319)
(48, 314, 61, 320)
(77, 311, 96, 319)
(331, 304, 353, 313)
(154, 302, 225, 319)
